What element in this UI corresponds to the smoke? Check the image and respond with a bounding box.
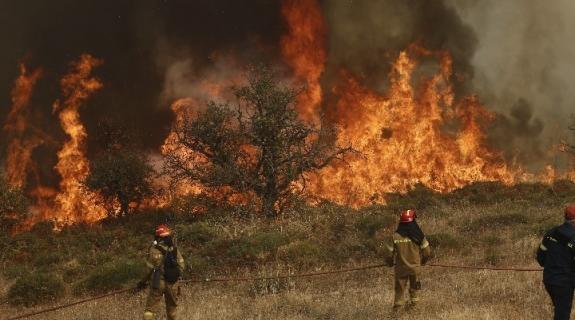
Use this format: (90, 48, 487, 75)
(321, 0, 477, 93)
(321, 0, 574, 170)
(0, 0, 284, 153)
(2, 0, 573, 174)
(444, 0, 575, 168)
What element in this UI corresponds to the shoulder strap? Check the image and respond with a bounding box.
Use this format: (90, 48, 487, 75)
(155, 244, 178, 257)
(155, 244, 166, 254)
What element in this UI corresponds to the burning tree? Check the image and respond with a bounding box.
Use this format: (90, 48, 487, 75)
(163, 66, 351, 218)
(86, 150, 154, 216)
(86, 119, 154, 215)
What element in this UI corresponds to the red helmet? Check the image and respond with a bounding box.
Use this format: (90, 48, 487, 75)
(400, 209, 416, 223)
(565, 205, 575, 220)
(155, 224, 171, 237)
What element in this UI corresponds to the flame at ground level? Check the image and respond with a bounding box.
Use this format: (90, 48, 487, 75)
(5, 48, 575, 229)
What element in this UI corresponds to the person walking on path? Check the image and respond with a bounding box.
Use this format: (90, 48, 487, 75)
(138, 224, 186, 320)
(385, 209, 432, 312)
(537, 204, 575, 320)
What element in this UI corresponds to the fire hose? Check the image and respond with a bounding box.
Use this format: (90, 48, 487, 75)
(4, 263, 543, 320)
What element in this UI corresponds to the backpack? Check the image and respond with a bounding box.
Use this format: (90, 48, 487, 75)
(156, 245, 181, 284)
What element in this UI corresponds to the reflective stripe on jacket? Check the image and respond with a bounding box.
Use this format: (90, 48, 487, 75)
(388, 232, 431, 278)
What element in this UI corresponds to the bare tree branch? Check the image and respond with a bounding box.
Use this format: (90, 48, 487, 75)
(163, 65, 354, 218)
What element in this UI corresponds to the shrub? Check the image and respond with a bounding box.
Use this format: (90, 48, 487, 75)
(385, 184, 442, 211)
(449, 182, 510, 205)
(552, 180, 575, 199)
(8, 272, 65, 306)
(0, 176, 29, 231)
(186, 255, 210, 276)
(75, 259, 145, 294)
(278, 240, 323, 268)
(228, 231, 290, 261)
(177, 222, 218, 244)
(34, 252, 62, 268)
(460, 213, 530, 232)
(427, 233, 463, 251)
(355, 214, 395, 237)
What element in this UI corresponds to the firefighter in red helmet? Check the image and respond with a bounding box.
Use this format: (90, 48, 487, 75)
(138, 224, 185, 320)
(536, 204, 575, 320)
(385, 209, 432, 312)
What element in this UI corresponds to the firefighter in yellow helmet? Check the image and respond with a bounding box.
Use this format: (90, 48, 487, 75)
(137, 224, 185, 320)
(385, 209, 432, 312)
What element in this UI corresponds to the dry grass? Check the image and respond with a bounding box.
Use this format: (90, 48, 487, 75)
(0, 267, 555, 319)
(1, 185, 573, 319)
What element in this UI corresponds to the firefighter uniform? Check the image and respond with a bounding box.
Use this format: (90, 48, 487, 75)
(387, 233, 431, 308)
(537, 220, 575, 320)
(142, 241, 185, 320)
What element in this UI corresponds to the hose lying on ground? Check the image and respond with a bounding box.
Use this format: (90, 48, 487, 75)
(4, 263, 543, 320)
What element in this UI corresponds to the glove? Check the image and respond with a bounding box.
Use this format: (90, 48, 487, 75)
(137, 280, 148, 290)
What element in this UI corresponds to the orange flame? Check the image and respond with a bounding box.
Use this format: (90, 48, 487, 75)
(280, 0, 326, 123)
(160, 98, 205, 198)
(3, 63, 42, 189)
(308, 50, 517, 206)
(45, 54, 107, 225)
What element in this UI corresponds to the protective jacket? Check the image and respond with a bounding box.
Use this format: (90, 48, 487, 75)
(142, 240, 185, 288)
(141, 240, 186, 320)
(387, 232, 432, 278)
(537, 222, 575, 287)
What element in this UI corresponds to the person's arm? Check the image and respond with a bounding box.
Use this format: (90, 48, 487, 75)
(177, 248, 186, 272)
(138, 245, 162, 288)
(420, 238, 431, 264)
(385, 239, 395, 267)
(536, 234, 550, 267)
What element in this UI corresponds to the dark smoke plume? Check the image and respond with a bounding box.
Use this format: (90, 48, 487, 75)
(322, 0, 478, 94)
(0, 0, 284, 154)
(1, 0, 573, 176)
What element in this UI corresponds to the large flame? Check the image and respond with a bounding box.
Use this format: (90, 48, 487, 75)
(4, 0, 573, 230)
(3, 63, 42, 189)
(45, 54, 107, 225)
(280, 0, 327, 123)
(160, 98, 204, 198)
(307, 49, 518, 206)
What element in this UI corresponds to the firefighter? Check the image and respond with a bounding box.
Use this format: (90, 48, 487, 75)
(137, 224, 185, 320)
(537, 204, 575, 320)
(385, 209, 432, 311)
